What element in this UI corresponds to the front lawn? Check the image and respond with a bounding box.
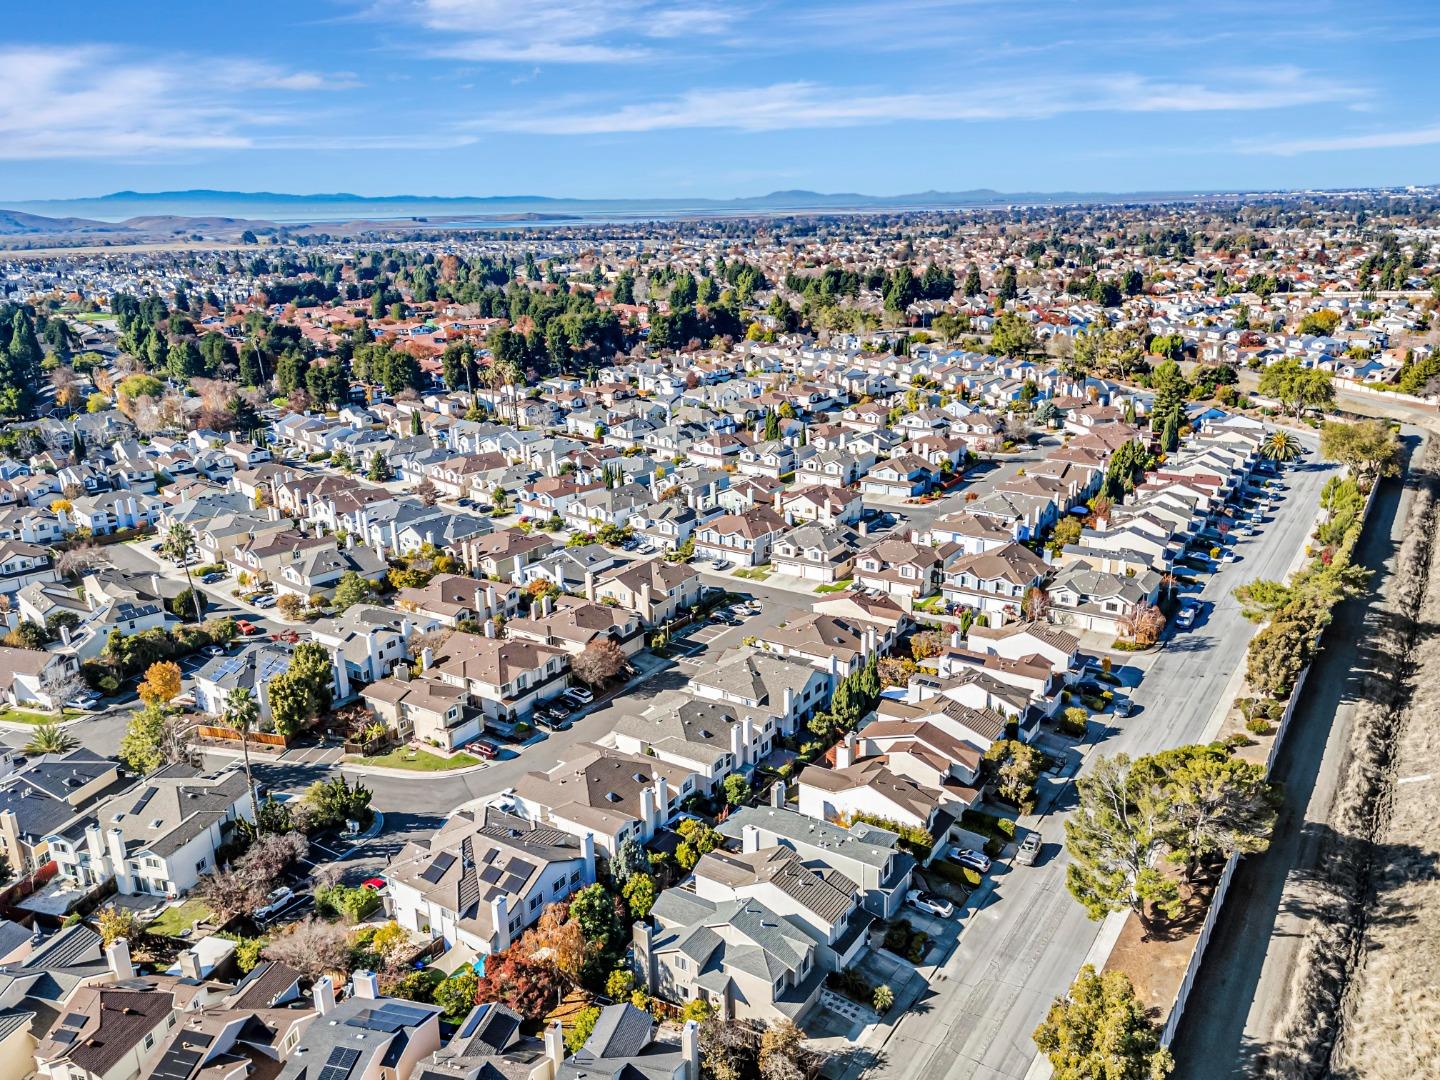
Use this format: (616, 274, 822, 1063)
(147, 899, 212, 938)
(813, 578, 853, 594)
(347, 747, 481, 771)
(0, 708, 84, 725)
(732, 565, 773, 581)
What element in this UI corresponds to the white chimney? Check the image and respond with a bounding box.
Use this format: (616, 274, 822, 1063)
(313, 974, 336, 1015)
(490, 895, 511, 952)
(544, 1020, 565, 1071)
(682, 1020, 700, 1080)
(351, 970, 380, 999)
(421, 646, 433, 671)
(770, 781, 785, 809)
(835, 731, 856, 770)
(106, 937, 133, 981)
(484, 617, 497, 639)
(640, 785, 657, 836)
(653, 774, 670, 827)
(178, 949, 202, 980)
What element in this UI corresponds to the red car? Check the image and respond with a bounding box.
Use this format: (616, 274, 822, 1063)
(362, 878, 386, 891)
(236, 620, 259, 635)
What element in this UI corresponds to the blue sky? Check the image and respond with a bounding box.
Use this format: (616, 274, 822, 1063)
(3, 0, 1439, 201)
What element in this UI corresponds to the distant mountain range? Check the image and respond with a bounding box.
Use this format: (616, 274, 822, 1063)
(0, 185, 1223, 230)
(6, 183, 1415, 244)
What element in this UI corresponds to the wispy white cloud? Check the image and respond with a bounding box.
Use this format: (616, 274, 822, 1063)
(480, 68, 1365, 135)
(1239, 123, 1440, 155)
(0, 45, 453, 160)
(394, 0, 739, 63)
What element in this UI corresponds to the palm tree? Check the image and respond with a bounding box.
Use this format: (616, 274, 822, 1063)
(163, 522, 205, 623)
(223, 686, 263, 831)
(497, 358, 524, 426)
(25, 722, 78, 756)
(1260, 430, 1302, 463)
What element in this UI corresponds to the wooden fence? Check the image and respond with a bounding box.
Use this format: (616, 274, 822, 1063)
(196, 725, 289, 749)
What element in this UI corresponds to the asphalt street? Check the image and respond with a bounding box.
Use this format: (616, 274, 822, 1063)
(1171, 425, 1431, 1076)
(864, 440, 1337, 1080)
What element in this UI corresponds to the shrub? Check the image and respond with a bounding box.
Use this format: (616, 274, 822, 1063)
(1059, 706, 1089, 737)
(1245, 717, 1275, 735)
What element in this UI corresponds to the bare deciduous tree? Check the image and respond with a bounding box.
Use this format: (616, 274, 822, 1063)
(261, 917, 351, 980)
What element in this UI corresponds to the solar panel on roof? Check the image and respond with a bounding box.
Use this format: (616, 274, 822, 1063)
(152, 1047, 202, 1080)
(479, 865, 501, 885)
(61, 1013, 86, 1028)
(432, 852, 457, 873)
(130, 787, 158, 816)
(378, 1002, 434, 1027)
(500, 873, 526, 893)
(318, 1045, 363, 1079)
(480, 848, 498, 864)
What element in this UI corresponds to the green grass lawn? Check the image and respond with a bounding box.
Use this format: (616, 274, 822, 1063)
(347, 747, 482, 771)
(813, 578, 853, 594)
(0, 708, 84, 725)
(733, 564, 773, 581)
(913, 594, 948, 614)
(146, 899, 212, 938)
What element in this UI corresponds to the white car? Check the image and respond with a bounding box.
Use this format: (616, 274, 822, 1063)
(950, 849, 992, 874)
(65, 696, 101, 711)
(564, 686, 595, 705)
(1174, 606, 1197, 629)
(906, 889, 954, 918)
(252, 886, 294, 921)
(252, 595, 277, 609)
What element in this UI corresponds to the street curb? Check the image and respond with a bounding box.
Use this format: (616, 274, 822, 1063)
(341, 758, 496, 779)
(337, 811, 385, 857)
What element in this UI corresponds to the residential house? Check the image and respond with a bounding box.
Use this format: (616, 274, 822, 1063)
(769, 523, 860, 584)
(427, 629, 570, 726)
(386, 806, 595, 958)
(46, 764, 254, 898)
(687, 649, 833, 737)
(511, 744, 698, 856)
(589, 559, 702, 627)
(692, 506, 788, 568)
(941, 542, 1051, 622)
(852, 537, 950, 600)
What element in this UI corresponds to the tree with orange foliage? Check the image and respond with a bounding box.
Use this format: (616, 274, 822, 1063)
(138, 661, 182, 708)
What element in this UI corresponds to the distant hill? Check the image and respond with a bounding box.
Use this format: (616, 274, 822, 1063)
(1, 185, 1216, 226)
(0, 209, 130, 235)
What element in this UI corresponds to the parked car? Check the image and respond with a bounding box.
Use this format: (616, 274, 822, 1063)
(252, 886, 295, 921)
(471, 739, 500, 760)
(1174, 605, 1197, 630)
(236, 619, 260, 635)
(201, 572, 226, 584)
(65, 695, 101, 711)
(252, 595, 277, 609)
(1114, 696, 1135, 717)
(1016, 833, 1042, 866)
(535, 713, 571, 732)
(565, 686, 595, 705)
(361, 877, 387, 891)
(950, 849, 992, 874)
(906, 889, 954, 918)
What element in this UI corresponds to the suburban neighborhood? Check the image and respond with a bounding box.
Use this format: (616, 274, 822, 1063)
(0, 175, 1431, 1080)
